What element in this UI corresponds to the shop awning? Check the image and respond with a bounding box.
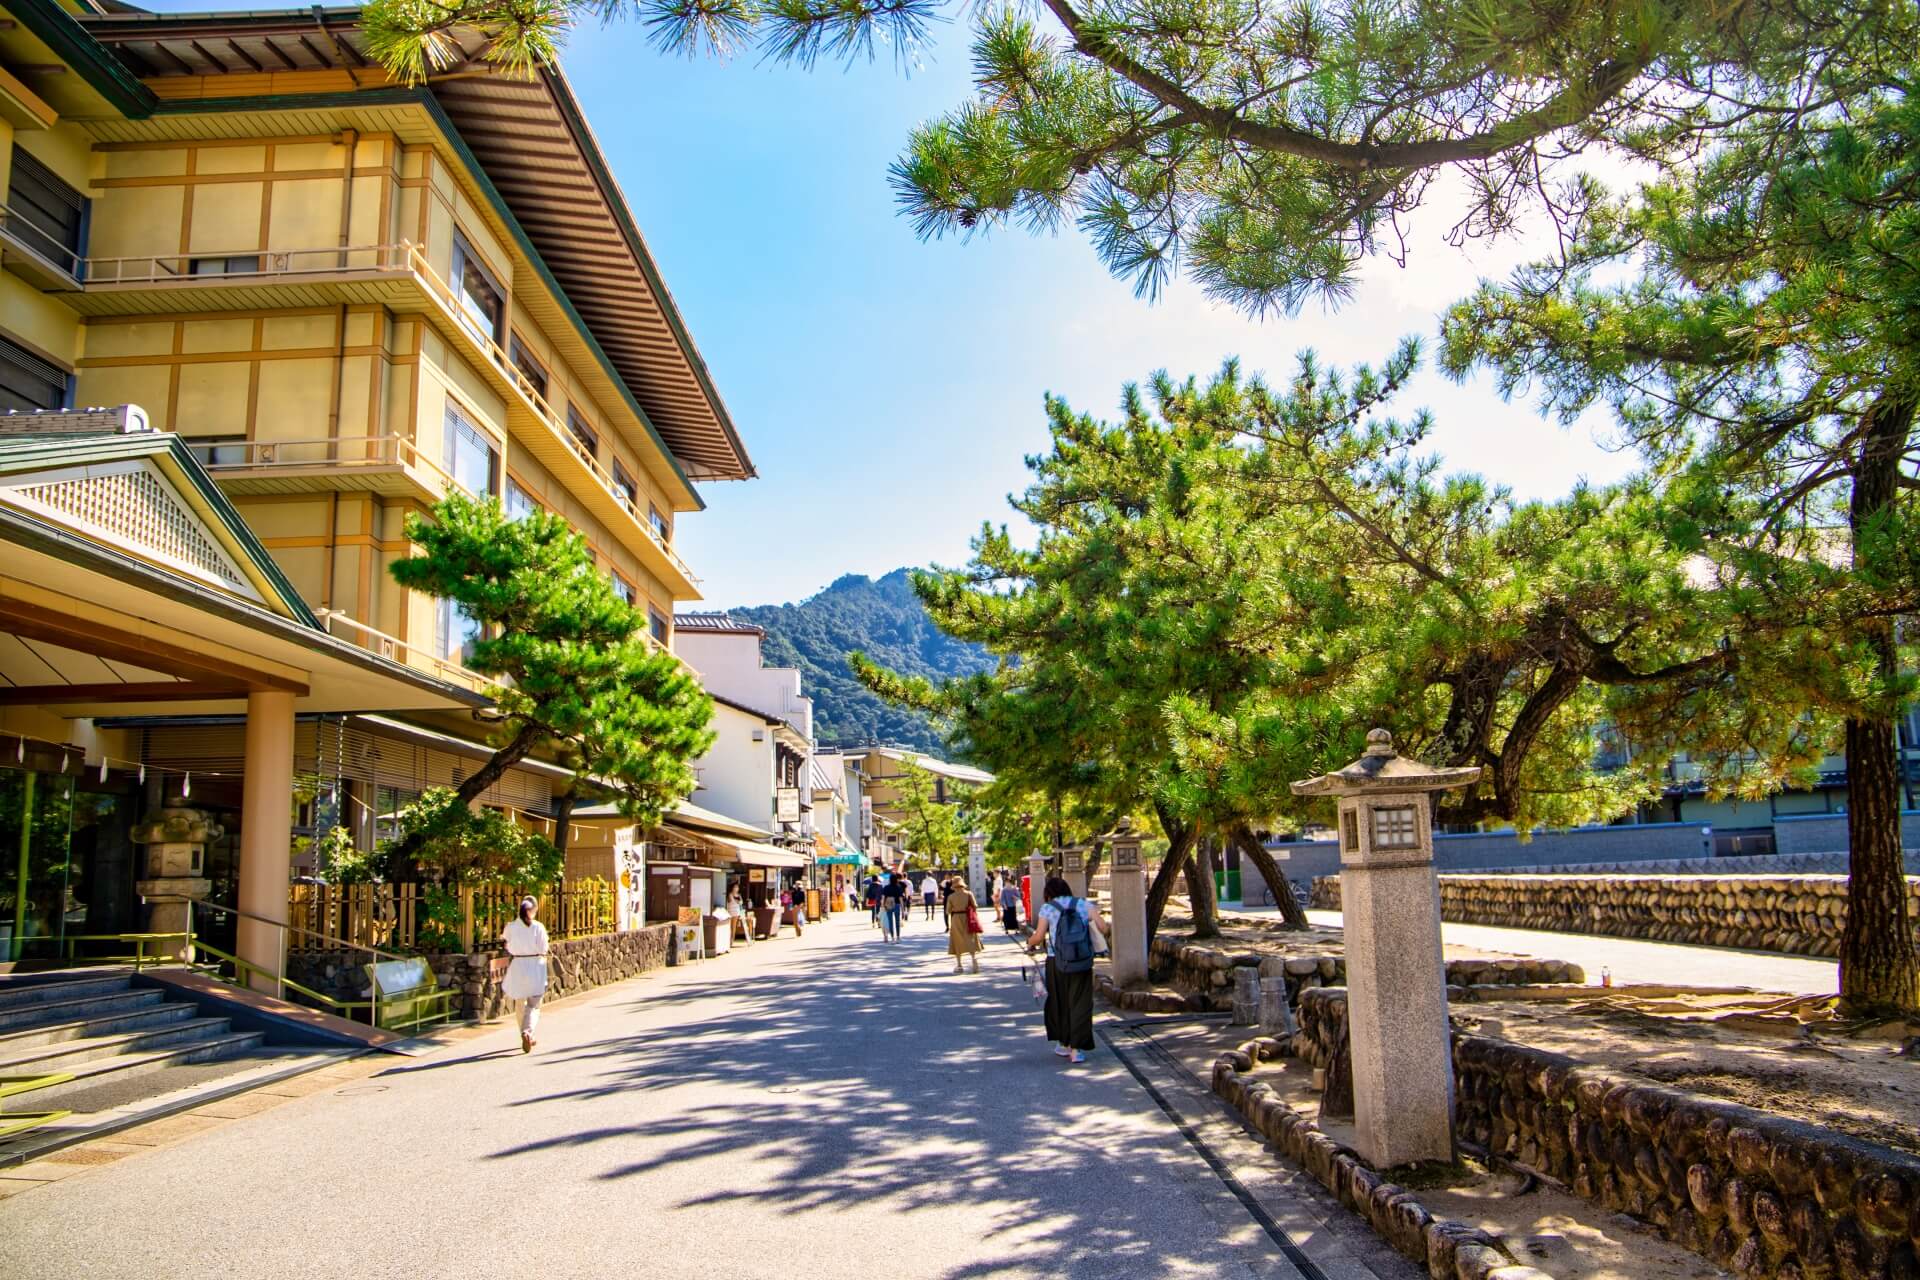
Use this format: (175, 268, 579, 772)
(816, 848, 867, 866)
(722, 838, 808, 869)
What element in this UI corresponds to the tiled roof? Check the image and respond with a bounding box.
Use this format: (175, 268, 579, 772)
(674, 612, 764, 636)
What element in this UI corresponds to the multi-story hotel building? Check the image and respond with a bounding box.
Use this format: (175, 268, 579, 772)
(0, 0, 753, 981)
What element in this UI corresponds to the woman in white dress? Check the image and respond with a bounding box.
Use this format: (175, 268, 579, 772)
(501, 896, 550, 1054)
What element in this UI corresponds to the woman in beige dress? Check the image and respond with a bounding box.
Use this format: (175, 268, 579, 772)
(945, 877, 982, 974)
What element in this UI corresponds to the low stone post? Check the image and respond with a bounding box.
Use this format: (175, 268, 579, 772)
(1231, 966, 1260, 1025)
(1259, 977, 1296, 1037)
(966, 831, 987, 904)
(1291, 728, 1479, 1169)
(1103, 821, 1148, 987)
(1061, 845, 1087, 898)
(1026, 853, 1048, 927)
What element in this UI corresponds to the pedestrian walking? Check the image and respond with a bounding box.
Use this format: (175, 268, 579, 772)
(880, 872, 907, 941)
(921, 875, 938, 921)
(997, 876, 1021, 934)
(501, 896, 550, 1054)
(864, 875, 883, 928)
(1028, 876, 1107, 1065)
(945, 876, 983, 974)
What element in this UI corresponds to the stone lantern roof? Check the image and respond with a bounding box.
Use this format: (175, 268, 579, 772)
(1290, 729, 1481, 798)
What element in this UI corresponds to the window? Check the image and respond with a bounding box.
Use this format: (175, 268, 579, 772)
(611, 458, 637, 508)
(647, 606, 669, 645)
(609, 573, 636, 606)
(190, 255, 263, 276)
(437, 596, 484, 666)
(648, 504, 670, 542)
(508, 334, 547, 400)
(1340, 810, 1358, 853)
(450, 232, 505, 343)
(0, 335, 72, 413)
(442, 401, 499, 497)
(186, 435, 249, 466)
(1370, 805, 1418, 850)
(6, 146, 87, 276)
(565, 406, 598, 459)
(504, 475, 539, 521)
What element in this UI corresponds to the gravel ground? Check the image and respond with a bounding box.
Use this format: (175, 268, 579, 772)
(1, 913, 1368, 1280)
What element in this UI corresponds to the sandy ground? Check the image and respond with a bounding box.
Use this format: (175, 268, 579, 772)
(1455, 989, 1920, 1155)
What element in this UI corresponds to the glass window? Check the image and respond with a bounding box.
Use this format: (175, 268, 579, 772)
(191, 256, 263, 276)
(508, 334, 548, 400)
(648, 504, 670, 541)
(186, 435, 249, 466)
(565, 406, 598, 459)
(442, 402, 499, 497)
(609, 573, 636, 606)
(611, 459, 637, 508)
(504, 476, 538, 521)
(450, 232, 505, 344)
(647, 607, 669, 645)
(0, 335, 73, 413)
(6, 146, 87, 275)
(437, 596, 484, 666)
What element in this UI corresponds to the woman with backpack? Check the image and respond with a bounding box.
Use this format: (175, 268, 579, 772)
(1027, 875, 1107, 1065)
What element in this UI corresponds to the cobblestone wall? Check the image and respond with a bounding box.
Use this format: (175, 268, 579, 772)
(287, 924, 673, 1020)
(1287, 988, 1920, 1280)
(1310, 872, 1920, 958)
(1147, 935, 1581, 1011)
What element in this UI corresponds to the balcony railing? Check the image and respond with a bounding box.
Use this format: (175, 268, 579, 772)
(63, 237, 700, 589)
(398, 243, 701, 589)
(312, 609, 501, 697)
(0, 201, 85, 285)
(196, 432, 460, 491)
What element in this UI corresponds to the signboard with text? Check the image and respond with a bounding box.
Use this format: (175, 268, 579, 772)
(776, 789, 801, 824)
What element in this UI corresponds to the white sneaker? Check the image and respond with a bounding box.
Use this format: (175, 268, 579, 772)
(1053, 1043, 1071, 1058)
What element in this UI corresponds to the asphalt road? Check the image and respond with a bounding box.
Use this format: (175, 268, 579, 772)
(3, 910, 1377, 1280)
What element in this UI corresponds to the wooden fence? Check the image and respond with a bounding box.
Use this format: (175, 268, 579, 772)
(287, 879, 616, 955)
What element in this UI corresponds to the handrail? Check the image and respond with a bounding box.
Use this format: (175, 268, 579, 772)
(165, 893, 417, 968)
(199, 432, 462, 492)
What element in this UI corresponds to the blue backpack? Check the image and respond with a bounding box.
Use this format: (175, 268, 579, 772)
(1053, 898, 1095, 974)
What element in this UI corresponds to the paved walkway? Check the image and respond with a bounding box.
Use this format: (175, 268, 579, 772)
(0, 912, 1411, 1280)
(1290, 908, 1839, 994)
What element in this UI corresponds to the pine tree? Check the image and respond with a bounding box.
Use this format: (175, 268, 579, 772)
(384, 494, 716, 868)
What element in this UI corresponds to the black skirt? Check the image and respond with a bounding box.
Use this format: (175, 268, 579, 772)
(1042, 956, 1094, 1051)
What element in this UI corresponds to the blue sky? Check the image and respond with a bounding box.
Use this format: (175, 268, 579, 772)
(146, 2, 1638, 608)
(560, 26, 1640, 609)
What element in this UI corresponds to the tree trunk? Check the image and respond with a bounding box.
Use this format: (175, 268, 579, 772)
(382, 722, 543, 866)
(1145, 825, 1197, 943)
(1839, 392, 1920, 1016)
(552, 791, 576, 856)
(1186, 836, 1221, 939)
(1230, 824, 1310, 929)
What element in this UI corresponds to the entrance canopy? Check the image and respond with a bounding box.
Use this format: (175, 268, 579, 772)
(0, 420, 487, 718)
(721, 838, 807, 870)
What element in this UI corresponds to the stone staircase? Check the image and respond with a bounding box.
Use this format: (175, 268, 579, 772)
(0, 970, 346, 1159)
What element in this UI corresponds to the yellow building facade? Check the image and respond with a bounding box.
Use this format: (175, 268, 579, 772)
(0, 0, 754, 971)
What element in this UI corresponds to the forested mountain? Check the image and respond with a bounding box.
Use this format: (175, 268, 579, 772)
(730, 569, 993, 757)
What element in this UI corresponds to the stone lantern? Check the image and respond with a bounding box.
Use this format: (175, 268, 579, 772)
(1102, 820, 1148, 986)
(1060, 844, 1088, 898)
(131, 799, 223, 962)
(966, 831, 987, 903)
(1291, 728, 1478, 1169)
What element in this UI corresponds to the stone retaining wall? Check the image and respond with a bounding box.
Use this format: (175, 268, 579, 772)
(1148, 935, 1582, 1011)
(287, 924, 673, 1020)
(1505, 852, 1920, 878)
(1209, 1036, 1551, 1280)
(1283, 988, 1920, 1280)
(1310, 873, 1920, 958)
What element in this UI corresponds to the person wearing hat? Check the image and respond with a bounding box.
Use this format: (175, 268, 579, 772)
(501, 896, 550, 1053)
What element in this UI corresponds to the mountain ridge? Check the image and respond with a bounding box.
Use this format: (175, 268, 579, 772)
(727, 568, 992, 757)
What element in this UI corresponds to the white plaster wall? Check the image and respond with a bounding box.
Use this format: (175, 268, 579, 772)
(689, 701, 776, 832)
